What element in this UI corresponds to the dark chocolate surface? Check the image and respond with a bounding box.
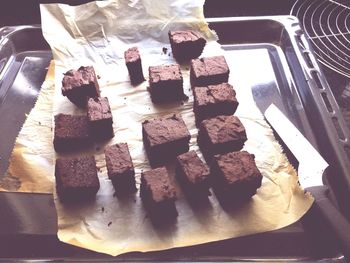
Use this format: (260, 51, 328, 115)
(193, 83, 238, 123)
(55, 155, 100, 202)
(198, 115, 247, 160)
(87, 97, 112, 122)
(53, 113, 90, 152)
(61, 66, 100, 107)
(168, 30, 206, 61)
(148, 64, 184, 103)
(142, 114, 191, 166)
(87, 97, 114, 140)
(105, 143, 134, 178)
(176, 150, 210, 185)
(105, 143, 136, 194)
(190, 56, 230, 87)
(211, 151, 262, 201)
(124, 47, 145, 85)
(142, 114, 190, 147)
(141, 167, 176, 203)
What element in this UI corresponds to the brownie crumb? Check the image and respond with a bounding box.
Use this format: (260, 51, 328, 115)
(38, 122, 41, 125)
(97, 75, 101, 79)
(162, 47, 168, 54)
(101, 207, 104, 212)
(108, 222, 112, 227)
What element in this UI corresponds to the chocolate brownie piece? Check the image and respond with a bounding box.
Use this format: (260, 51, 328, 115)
(148, 64, 184, 103)
(140, 167, 177, 220)
(124, 47, 145, 85)
(175, 150, 210, 198)
(193, 83, 238, 125)
(210, 151, 262, 201)
(87, 97, 114, 141)
(55, 155, 100, 202)
(197, 115, 247, 161)
(53, 113, 91, 152)
(62, 66, 100, 108)
(105, 143, 136, 195)
(190, 56, 230, 87)
(142, 114, 191, 167)
(168, 30, 206, 62)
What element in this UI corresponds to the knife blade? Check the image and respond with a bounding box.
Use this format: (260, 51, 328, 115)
(264, 104, 350, 259)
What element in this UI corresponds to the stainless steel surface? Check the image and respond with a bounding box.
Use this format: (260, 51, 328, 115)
(0, 25, 52, 176)
(0, 17, 346, 260)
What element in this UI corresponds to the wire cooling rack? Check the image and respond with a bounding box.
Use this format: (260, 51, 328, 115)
(291, 0, 350, 79)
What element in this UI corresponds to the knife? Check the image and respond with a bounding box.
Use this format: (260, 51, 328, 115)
(264, 104, 350, 259)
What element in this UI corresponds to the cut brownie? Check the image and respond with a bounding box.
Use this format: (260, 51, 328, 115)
(210, 151, 262, 202)
(105, 143, 136, 195)
(87, 97, 114, 141)
(62, 66, 100, 108)
(142, 114, 191, 167)
(55, 155, 100, 202)
(140, 167, 177, 220)
(53, 113, 91, 152)
(193, 83, 238, 125)
(197, 115, 247, 161)
(190, 56, 230, 87)
(175, 150, 210, 199)
(148, 64, 184, 103)
(124, 47, 145, 85)
(168, 30, 206, 62)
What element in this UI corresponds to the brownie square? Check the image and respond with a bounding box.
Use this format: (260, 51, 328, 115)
(61, 66, 100, 108)
(210, 151, 262, 202)
(148, 64, 184, 103)
(175, 150, 210, 198)
(124, 47, 145, 85)
(55, 155, 100, 202)
(190, 56, 230, 87)
(168, 30, 206, 62)
(105, 143, 136, 195)
(193, 83, 238, 125)
(140, 167, 177, 220)
(53, 113, 91, 153)
(197, 115, 247, 161)
(142, 114, 191, 167)
(87, 97, 114, 141)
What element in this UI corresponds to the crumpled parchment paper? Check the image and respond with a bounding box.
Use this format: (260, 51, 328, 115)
(1, 0, 314, 257)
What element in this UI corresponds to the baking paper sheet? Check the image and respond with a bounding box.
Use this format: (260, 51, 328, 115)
(1, 0, 314, 256)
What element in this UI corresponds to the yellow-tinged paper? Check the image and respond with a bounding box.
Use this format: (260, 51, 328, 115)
(2, 0, 314, 257)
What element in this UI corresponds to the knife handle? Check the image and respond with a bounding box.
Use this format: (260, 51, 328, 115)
(307, 186, 350, 259)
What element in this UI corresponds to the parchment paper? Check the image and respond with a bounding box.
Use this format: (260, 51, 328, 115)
(2, 0, 314, 256)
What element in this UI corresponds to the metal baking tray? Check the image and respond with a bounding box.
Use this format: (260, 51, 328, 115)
(0, 16, 348, 261)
